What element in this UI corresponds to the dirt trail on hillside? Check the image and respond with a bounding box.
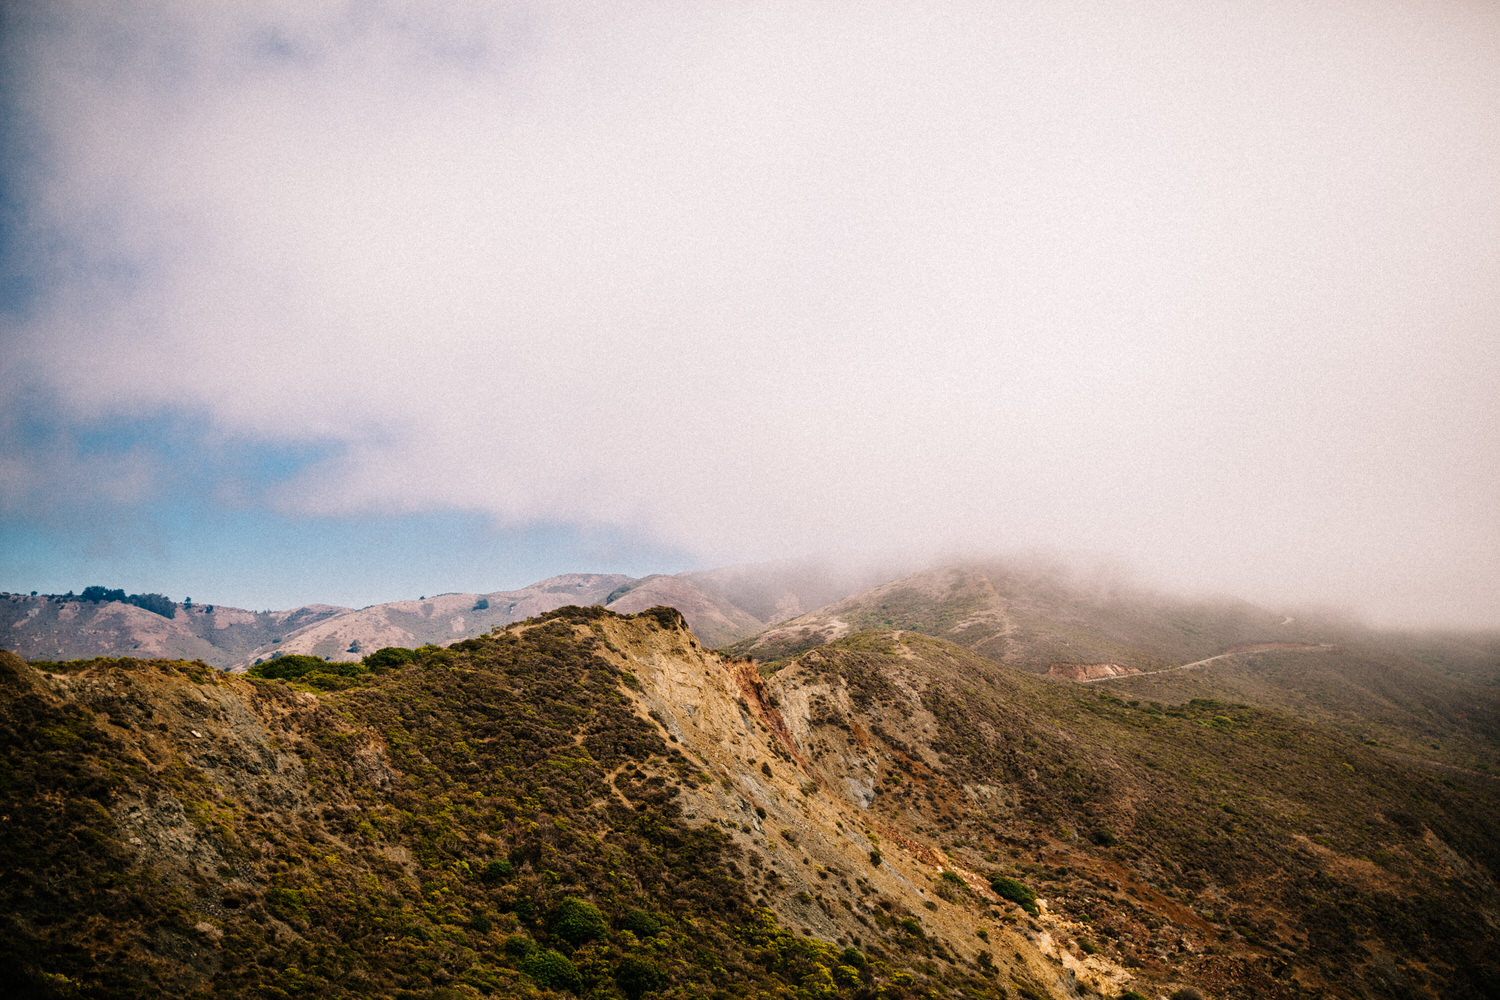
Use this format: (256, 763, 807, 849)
(1079, 642, 1334, 683)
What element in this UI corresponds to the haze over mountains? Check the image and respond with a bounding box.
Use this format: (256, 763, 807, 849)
(7, 554, 1493, 674)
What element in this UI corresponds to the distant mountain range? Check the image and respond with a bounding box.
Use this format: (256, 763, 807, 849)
(0, 557, 901, 669)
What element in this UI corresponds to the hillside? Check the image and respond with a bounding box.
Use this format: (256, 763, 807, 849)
(4, 605, 1498, 999)
(0, 591, 349, 665)
(0, 576, 635, 671)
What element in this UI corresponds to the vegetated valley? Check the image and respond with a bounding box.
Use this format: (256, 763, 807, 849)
(3, 571, 1499, 1000)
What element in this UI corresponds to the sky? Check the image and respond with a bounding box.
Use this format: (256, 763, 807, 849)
(2, 1, 1498, 627)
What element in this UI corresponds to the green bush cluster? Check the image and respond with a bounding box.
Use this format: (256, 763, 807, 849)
(520, 947, 582, 993)
(618, 908, 662, 937)
(362, 646, 417, 671)
(550, 896, 607, 946)
(989, 875, 1039, 916)
(247, 654, 368, 690)
(77, 586, 177, 618)
(615, 955, 666, 1000)
(478, 857, 514, 884)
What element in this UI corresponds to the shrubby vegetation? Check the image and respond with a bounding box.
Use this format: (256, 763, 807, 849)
(987, 876, 1038, 916)
(78, 585, 177, 618)
(789, 630, 1500, 999)
(362, 646, 417, 671)
(246, 654, 369, 690)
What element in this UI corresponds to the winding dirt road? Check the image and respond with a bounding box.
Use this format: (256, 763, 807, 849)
(1078, 642, 1334, 683)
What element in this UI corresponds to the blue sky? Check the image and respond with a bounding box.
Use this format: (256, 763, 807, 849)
(0, 408, 689, 608)
(3, 1, 1499, 626)
(1, 503, 686, 612)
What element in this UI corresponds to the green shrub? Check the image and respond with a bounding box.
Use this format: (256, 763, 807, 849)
(635, 605, 686, 630)
(502, 934, 536, 960)
(618, 909, 662, 937)
(521, 948, 582, 993)
(615, 955, 666, 1000)
(250, 655, 365, 682)
(551, 896, 608, 946)
(989, 875, 1039, 916)
(363, 647, 416, 672)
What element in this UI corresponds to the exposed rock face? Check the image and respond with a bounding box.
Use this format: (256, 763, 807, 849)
(581, 615, 1099, 990)
(1045, 663, 1141, 681)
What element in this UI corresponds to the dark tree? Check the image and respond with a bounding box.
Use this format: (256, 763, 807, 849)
(125, 593, 176, 619)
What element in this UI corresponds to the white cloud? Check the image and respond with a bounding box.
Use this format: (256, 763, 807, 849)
(4, 0, 1499, 625)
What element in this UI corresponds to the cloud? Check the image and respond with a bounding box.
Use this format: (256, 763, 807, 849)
(3, 1, 1499, 626)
